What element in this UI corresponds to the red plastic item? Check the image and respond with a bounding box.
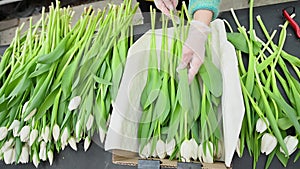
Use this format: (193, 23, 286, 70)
(283, 7, 300, 38)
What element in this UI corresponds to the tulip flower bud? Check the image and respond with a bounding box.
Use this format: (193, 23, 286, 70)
(39, 141, 47, 161)
(99, 127, 106, 143)
(198, 142, 214, 163)
(68, 96, 81, 111)
(33, 152, 39, 168)
(214, 141, 223, 159)
(47, 150, 54, 166)
(84, 137, 91, 152)
(68, 137, 77, 151)
(156, 139, 166, 159)
(0, 127, 8, 141)
(236, 139, 242, 157)
(256, 118, 269, 133)
(61, 128, 69, 150)
(8, 120, 20, 131)
(11, 147, 16, 164)
(42, 126, 50, 143)
(86, 114, 94, 131)
(139, 141, 151, 158)
(190, 138, 198, 161)
(75, 121, 82, 140)
(19, 145, 29, 164)
(13, 126, 20, 137)
(52, 124, 60, 142)
(180, 140, 192, 162)
(20, 125, 30, 142)
(166, 138, 176, 156)
(152, 149, 158, 158)
(29, 129, 39, 146)
(3, 148, 13, 164)
(24, 108, 37, 122)
(1, 138, 14, 152)
(22, 101, 29, 113)
(261, 133, 277, 155)
(280, 135, 298, 156)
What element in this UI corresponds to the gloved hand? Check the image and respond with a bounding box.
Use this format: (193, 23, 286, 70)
(154, 0, 178, 16)
(177, 20, 211, 83)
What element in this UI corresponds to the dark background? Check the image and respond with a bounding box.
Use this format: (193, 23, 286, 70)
(0, 0, 300, 168)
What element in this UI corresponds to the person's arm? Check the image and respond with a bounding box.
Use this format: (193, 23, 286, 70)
(178, 1, 220, 82)
(188, 0, 221, 20)
(193, 9, 213, 25)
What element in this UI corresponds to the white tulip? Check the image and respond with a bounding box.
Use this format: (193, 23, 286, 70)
(198, 142, 214, 163)
(156, 139, 166, 159)
(256, 118, 269, 133)
(139, 141, 151, 158)
(33, 152, 39, 168)
(280, 135, 298, 156)
(11, 147, 16, 164)
(68, 137, 77, 151)
(52, 124, 60, 142)
(214, 141, 223, 159)
(75, 121, 82, 140)
(99, 127, 106, 143)
(29, 129, 39, 146)
(236, 138, 242, 157)
(19, 145, 29, 164)
(3, 148, 13, 164)
(166, 138, 176, 156)
(47, 150, 54, 166)
(190, 138, 198, 161)
(24, 108, 37, 121)
(68, 96, 81, 111)
(84, 137, 91, 152)
(261, 133, 277, 155)
(180, 140, 192, 162)
(39, 141, 47, 161)
(42, 125, 50, 143)
(0, 127, 8, 141)
(8, 120, 20, 131)
(151, 148, 158, 158)
(1, 138, 14, 152)
(61, 128, 69, 150)
(86, 114, 94, 131)
(20, 125, 30, 142)
(22, 101, 29, 113)
(13, 126, 20, 137)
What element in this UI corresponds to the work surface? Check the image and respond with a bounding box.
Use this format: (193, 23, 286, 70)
(0, 1, 300, 169)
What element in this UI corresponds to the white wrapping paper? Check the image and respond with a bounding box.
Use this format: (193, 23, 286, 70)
(105, 19, 245, 167)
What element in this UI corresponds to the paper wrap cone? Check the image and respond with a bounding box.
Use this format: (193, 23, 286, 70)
(105, 19, 245, 167)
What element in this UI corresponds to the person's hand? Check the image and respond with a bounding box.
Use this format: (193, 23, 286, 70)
(154, 0, 178, 16)
(177, 20, 211, 83)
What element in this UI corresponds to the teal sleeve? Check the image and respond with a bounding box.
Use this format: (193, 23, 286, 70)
(188, 0, 221, 20)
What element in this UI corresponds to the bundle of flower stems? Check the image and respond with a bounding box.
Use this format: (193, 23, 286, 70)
(138, 4, 223, 163)
(0, 0, 138, 167)
(226, 0, 300, 168)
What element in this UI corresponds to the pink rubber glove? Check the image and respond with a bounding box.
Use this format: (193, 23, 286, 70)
(154, 0, 178, 16)
(177, 20, 211, 83)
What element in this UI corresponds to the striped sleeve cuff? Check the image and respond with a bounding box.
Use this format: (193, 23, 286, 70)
(188, 0, 221, 20)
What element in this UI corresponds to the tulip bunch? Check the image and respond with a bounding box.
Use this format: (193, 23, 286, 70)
(226, 0, 300, 168)
(138, 4, 223, 164)
(0, 0, 138, 167)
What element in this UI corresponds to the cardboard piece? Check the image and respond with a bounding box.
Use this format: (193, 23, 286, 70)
(112, 150, 230, 169)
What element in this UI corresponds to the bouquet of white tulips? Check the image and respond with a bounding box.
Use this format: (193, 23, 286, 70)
(227, 0, 300, 168)
(137, 4, 223, 164)
(0, 0, 138, 167)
